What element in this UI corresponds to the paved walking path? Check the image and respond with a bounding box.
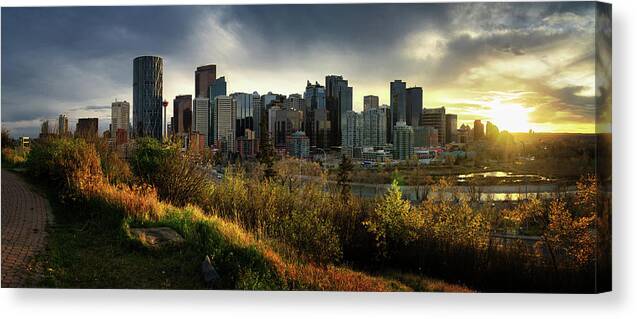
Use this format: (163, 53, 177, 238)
(1, 169, 51, 287)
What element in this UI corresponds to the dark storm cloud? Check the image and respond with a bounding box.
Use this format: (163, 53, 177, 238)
(1, 2, 600, 136)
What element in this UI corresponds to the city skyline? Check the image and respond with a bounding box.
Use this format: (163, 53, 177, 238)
(2, 3, 605, 137)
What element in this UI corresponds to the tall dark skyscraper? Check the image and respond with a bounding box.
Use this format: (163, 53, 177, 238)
(195, 64, 216, 98)
(406, 87, 423, 127)
(325, 75, 352, 147)
(303, 80, 328, 147)
(208, 76, 227, 146)
(133, 56, 163, 140)
(390, 80, 407, 136)
(173, 95, 192, 134)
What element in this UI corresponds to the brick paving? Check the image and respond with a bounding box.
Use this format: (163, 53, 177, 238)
(1, 169, 51, 287)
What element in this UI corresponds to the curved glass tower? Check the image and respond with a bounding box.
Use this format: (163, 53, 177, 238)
(133, 56, 163, 140)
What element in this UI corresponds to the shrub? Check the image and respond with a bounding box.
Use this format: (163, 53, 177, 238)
(129, 137, 211, 206)
(2, 147, 28, 167)
(364, 180, 424, 259)
(26, 138, 103, 197)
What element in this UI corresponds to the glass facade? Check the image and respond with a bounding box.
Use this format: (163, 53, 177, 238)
(133, 55, 163, 140)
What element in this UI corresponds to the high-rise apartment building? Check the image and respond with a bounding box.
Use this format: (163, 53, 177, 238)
(213, 96, 236, 152)
(362, 107, 388, 148)
(111, 100, 130, 138)
(325, 75, 353, 147)
(445, 114, 458, 144)
(406, 87, 423, 127)
(172, 95, 192, 135)
(192, 97, 210, 147)
(363, 95, 379, 111)
(343, 111, 363, 148)
(133, 56, 163, 140)
(421, 107, 446, 146)
(195, 64, 216, 98)
(393, 121, 414, 160)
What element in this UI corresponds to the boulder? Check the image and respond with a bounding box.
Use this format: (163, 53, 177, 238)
(130, 227, 185, 247)
(201, 255, 220, 288)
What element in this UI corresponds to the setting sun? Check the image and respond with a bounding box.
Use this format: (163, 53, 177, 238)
(485, 100, 532, 133)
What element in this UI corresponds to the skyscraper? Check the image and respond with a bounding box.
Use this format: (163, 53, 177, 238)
(213, 95, 236, 152)
(325, 75, 353, 147)
(284, 93, 305, 110)
(406, 87, 423, 127)
(111, 100, 130, 139)
(422, 107, 446, 146)
(343, 111, 363, 149)
(58, 114, 69, 136)
(445, 114, 458, 144)
(474, 120, 485, 140)
(268, 106, 303, 147)
(390, 80, 407, 129)
(252, 91, 263, 139)
(173, 95, 192, 134)
(303, 81, 327, 147)
(486, 121, 500, 140)
(195, 64, 216, 98)
(133, 56, 163, 140)
(193, 97, 210, 147)
(208, 76, 227, 145)
(363, 95, 379, 111)
(230, 92, 254, 139)
(393, 121, 414, 160)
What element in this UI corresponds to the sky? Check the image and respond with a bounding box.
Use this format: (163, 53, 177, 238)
(1, 2, 608, 137)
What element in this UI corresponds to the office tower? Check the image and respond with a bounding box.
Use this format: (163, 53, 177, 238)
(343, 111, 363, 148)
(58, 114, 69, 136)
(75, 118, 99, 139)
(213, 95, 236, 152)
(286, 131, 310, 159)
(414, 126, 439, 147)
(445, 114, 458, 144)
(111, 100, 130, 139)
(285, 93, 304, 110)
(268, 106, 303, 147)
(406, 87, 423, 127)
(458, 124, 473, 143)
(252, 92, 263, 139)
(421, 107, 446, 146)
(390, 80, 407, 130)
(392, 121, 414, 160)
(325, 75, 353, 147)
(173, 95, 192, 135)
(362, 106, 388, 148)
(486, 121, 500, 140)
(208, 76, 227, 145)
(380, 104, 392, 144)
(474, 120, 485, 140)
(133, 56, 163, 140)
(193, 97, 210, 147)
(230, 92, 254, 139)
(363, 95, 379, 111)
(261, 91, 284, 109)
(195, 64, 216, 98)
(303, 81, 328, 147)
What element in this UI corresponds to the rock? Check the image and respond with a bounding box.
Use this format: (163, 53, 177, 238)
(129, 227, 185, 247)
(201, 255, 220, 288)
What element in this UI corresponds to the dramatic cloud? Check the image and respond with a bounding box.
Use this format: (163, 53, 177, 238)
(1, 3, 603, 136)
